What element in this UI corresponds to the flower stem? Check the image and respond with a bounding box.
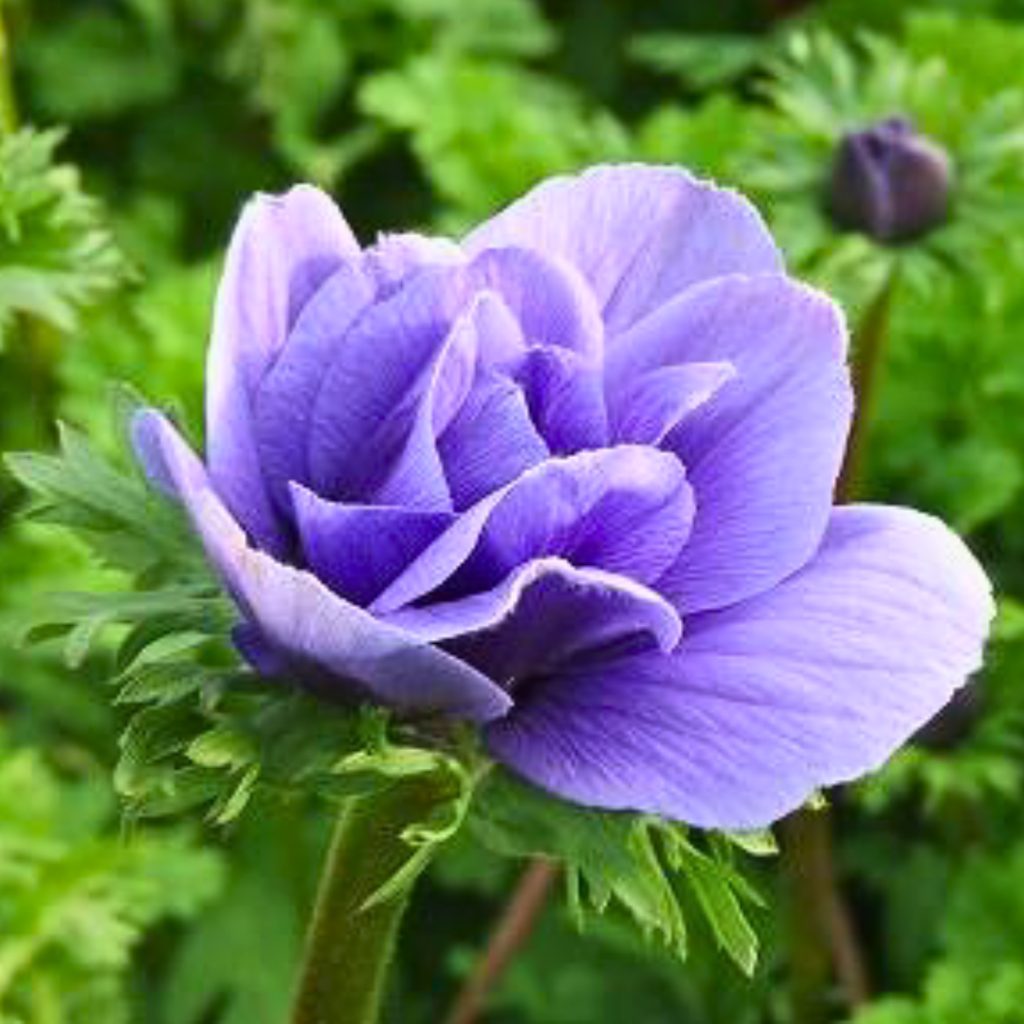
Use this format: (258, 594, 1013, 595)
(444, 859, 559, 1024)
(290, 775, 453, 1024)
(836, 274, 896, 502)
(781, 810, 870, 1023)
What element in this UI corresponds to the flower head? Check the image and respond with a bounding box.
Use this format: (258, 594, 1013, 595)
(828, 117, 952, 243)
(133, 165, 992, 829)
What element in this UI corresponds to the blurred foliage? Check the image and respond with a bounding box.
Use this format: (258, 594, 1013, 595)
(5, 0, 1024, 1021)
(0, 128, 126, 344)
(359, 54, 630, 231)
(0, 729, 222, 1022)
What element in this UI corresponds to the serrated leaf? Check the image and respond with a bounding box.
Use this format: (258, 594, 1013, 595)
(115, 603, 233, 671)
(471, 770, 763, 970)
(666, 833, 762, 974)
(5, 416, 205, 579)
(20, 585, 229, 668)
(124, 766, 226, 820)
(472, 770, 688, 957)
(0, 731, 222, 1016)
(115, 661, 216, 706)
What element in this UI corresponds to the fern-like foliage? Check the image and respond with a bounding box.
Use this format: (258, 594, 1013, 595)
(0, 732, 223, 1023)
(0, 128, 128, 346)
(472, 769, 771, 974)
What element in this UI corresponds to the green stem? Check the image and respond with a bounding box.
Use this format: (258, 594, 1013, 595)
(836, 273, 897, 503)
(290, 775, 453, 1024)
(0, 2, 18, 135)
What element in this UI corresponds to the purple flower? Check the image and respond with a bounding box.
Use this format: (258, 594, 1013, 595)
(828, 117, 952, 242)
(134, 165, 992, 828)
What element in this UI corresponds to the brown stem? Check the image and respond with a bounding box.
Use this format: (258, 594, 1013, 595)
(781, 812, 871, 1023)
(444, 860, 559, 1024)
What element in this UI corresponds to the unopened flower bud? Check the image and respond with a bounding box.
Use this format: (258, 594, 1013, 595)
(827, 117, 952, 243)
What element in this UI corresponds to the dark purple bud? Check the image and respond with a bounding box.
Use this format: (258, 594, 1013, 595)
(827, 117, 952, 243)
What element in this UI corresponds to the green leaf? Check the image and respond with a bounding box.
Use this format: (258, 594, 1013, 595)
(115, 703, 201, 798)
(161, 807, 313, 1024)
(664, 833, 762, 974)
(21, 10, 181, 121)
(333, 721, 477, 909)
(5, 416, 204, 578)
(630, 32, 769, 91)
(471, 769, 763, 971)
(358, 54, 629, 229)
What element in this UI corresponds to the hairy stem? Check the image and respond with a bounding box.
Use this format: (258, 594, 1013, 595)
(290, 775, 453, 1024)
(444, 860, 559, 1024)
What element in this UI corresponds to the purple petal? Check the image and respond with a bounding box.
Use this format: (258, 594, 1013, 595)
(363, 232, 464, 295)
(467, 247, 604, 361)
(232, 622, 286, 677)
(290, 484, 455, 606)
(463, 164, 781, 334)
(374, 447, 694, 613)
(609, 361, 736, 446)
(307, 265, 469, 501)
(438, 373, 550, 511)
(387, 558, 682, 687)
(368, 295, 489, 511)
(486, 505, 993, 828)
(607, 274, 852, 614)
(206, 186, 357, 554)
(256, 237, 481, 516)
(253, 261, 377, 514)
(515, 346, 609, 454)
(133, 409, 510, 722)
